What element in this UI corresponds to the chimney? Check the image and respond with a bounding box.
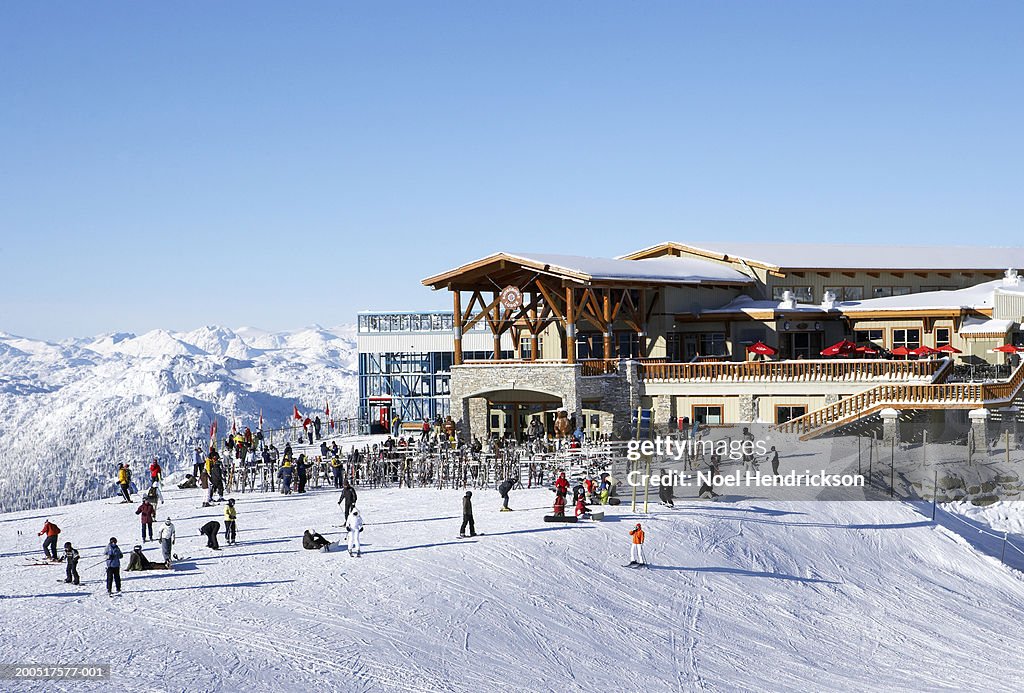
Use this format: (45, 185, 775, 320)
(780, 290, 797, 310)
(1003, 268, 1020, 287)
(820, 290, 837, 310)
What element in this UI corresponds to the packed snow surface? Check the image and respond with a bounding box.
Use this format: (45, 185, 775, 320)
(2, 484, 1024, 692)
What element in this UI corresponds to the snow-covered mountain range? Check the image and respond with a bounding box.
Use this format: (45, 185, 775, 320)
(0, 326, 358, 512)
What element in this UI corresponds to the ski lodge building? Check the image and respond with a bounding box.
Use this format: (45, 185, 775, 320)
(419, 242, 1024, 442)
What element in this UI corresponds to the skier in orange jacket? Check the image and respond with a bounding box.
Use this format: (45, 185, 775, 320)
(628, 523, 646, 566)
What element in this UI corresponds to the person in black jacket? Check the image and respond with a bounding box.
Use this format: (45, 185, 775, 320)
(296, 455, 308, 494)
(199, 520, 221, 550)
(63, 542, 80, 585)
(460, 491, 476, 537)
(338, 481, 357, 521)
(302, 530, 331, 550)
(498, 477, 514, 511)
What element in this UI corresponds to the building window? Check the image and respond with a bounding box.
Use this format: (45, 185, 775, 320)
(793, 287, 813, 303)
(892, 329, 921, 350)
(776, 405, 807, 424)
(826, 286, 863, 302)
(698, 333, 728, 357)
(666, 333, 682, 362)
(692, 405, 723, 425)
(935, 328, 951, 348)
(855, 329, 884, 346)
(616, 332, 640, 359)
(873, 286, 911, 298)
(576, 333, 603, 359)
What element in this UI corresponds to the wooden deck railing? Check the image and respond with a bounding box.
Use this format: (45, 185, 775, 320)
(639, 358, 947, 383)
(778, 363, 1024, 439)
(580, 359, 620, 376)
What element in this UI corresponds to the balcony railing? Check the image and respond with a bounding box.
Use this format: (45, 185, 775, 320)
(639, 358, 948, 383)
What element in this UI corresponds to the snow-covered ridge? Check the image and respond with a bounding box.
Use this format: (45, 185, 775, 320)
(0, 325, 359, 513)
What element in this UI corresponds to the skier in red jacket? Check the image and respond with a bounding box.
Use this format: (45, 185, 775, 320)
(149, 459, 162, 483)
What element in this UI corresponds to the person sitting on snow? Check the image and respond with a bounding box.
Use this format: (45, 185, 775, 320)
(552, 490, 567, 517)
(302, 529, 331, 550)
(126, 544, 168, 571)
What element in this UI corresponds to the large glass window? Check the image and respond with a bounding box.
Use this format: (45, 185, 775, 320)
(693, 406, 723, 425)
(698, 333, 727, 356)
(776, 405, 807, 424)
(892, 329, 921, 350)
(855, 329, 883, 346)
(935, 328, 951, 348)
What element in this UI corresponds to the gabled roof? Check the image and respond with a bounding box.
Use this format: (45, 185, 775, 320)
(422, 252, 753, 289)
(621, 241, 1024, 272)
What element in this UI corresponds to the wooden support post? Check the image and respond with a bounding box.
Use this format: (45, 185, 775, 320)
(492, 293, 501, 361)
(603, 289, 613, 359)
(638, 288, 647, 358)
(566, 286, 576, 364)
(452, 291, 464, 365)
(529, 299, 539, 361)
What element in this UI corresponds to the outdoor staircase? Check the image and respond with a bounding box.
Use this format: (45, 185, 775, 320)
(777, 362, 1024, 441)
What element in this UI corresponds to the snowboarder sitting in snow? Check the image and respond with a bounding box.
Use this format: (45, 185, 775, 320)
(126, 545, 168, 571)
(574, 496, 589, 520)
(302, 530, 331, 550)
(178, 474, 198, 490)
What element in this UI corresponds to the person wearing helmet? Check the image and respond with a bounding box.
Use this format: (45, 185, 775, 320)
(628, 523, 646, 566)
(498, 476, 515, 511)
(345, 507, 364, 557)
(459, 491, 476, 537)
(224, 499, 238, 546)
(63, 542, 80, 585)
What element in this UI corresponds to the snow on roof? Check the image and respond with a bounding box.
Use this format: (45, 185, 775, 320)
(502, 252, 753, 284)
(959, 317, 1014, 335)
(702, 295, 825, 315)
(835, 280, 1000, 312)
(635, 241, 1024, 271)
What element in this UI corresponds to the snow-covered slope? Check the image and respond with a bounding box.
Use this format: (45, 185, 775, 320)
(0, 326, 358, 513)
(2, 487, 1023, 691)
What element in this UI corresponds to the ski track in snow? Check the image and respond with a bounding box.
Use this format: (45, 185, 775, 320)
(2, 486, 1024, 692)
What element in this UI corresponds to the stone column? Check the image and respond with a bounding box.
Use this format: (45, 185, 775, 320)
(739, 394, 756, 423)
(879, 407, 900, 445)
(652, 395, 674, 435)
(969, 408, 991, 452)
(1001, 406, 1019, 450)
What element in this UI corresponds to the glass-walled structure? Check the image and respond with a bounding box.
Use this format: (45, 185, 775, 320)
(357, 310, 513, 433)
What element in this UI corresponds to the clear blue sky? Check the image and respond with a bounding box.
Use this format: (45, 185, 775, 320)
(2, 2, 1022, 341)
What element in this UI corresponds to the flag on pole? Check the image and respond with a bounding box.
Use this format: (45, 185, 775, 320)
(293, 405, 302, 421)
(258, 408, 263, 430)
(325, 399, 330, 417)
(209, 419, 218, 446)
(231, 418, 237, 435)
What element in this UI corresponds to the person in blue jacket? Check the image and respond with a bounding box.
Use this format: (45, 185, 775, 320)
(104, 537, 123, 594)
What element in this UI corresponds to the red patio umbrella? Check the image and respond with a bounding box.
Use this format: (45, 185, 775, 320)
(936, 344, 962, 354)
(993, 344, 1020, 353)
(820, 339, 857, 357)
(854, 345, 879, 355)
(890, 346, 912, 357)
(910, 345, 937, 357)
(746, 341, 777, 356)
